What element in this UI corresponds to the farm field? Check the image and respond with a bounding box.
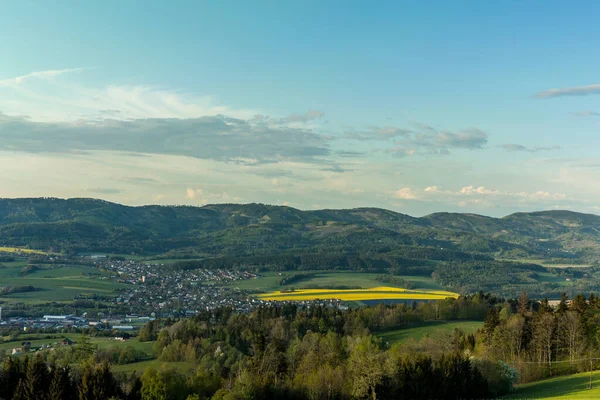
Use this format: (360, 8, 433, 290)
(257, 286, 458, 301)
(504, 370, 600, 399)
(0, 246, 48, 255)
(377, 321, 483, 344)
(498, 258, 592, 269)
(229, 271, 445, 292)
(0, 335, 153, 353)
(0, 264, 127, 303)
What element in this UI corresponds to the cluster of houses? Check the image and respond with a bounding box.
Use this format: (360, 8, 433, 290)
(11, 337, 74, 356)
(90, 258, 265, 314)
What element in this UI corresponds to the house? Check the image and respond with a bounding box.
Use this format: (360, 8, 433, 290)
(60, 338, 75, 346)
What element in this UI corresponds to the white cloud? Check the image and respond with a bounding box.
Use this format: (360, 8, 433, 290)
(460, 186, 498, 195)
(394, 187, 418, 200)
(186, 188, 200, 199)
(536, 84, 600, 98)
(0, 68, 85, 87)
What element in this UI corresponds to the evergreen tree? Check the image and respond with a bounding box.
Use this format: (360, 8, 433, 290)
(557, 292, 569, 314)
(78, 365, 95, 400)
(483, 307, 500, 342)
(49, 366, 75, 400)
(0, 356, 23, 398)
(25, 354, 50, 400)
(12, 378, 30, 400)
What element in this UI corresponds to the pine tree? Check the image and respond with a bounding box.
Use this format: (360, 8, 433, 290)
(12, 378, 31, 400)
(92, 362, 120, 400)
(483, 307, 500, 342)
(557, 292, 569, 314)
(25, 354, 50, 400)
(79, 365, 95, 400)
(0, 356, 23, 398)
(126, 375, 143, 400)
(50, 366, 75, 400)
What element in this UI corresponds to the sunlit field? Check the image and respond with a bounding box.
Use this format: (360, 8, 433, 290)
(257, 286, 458, 301)
(0, 246, 48, 255)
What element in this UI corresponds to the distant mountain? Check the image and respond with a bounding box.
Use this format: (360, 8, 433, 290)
(0, 198, 599, 263)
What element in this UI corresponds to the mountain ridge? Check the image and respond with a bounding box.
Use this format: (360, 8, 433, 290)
(0, 197, 598, 264)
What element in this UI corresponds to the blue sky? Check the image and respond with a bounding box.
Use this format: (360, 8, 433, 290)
(2, 1, 600, 216)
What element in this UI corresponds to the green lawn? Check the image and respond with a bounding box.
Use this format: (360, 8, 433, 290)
(91, 338, 155, 356)
(504, 370, 600, 399)
(377, 321, 483, 344)
(228, 271, 444, 292)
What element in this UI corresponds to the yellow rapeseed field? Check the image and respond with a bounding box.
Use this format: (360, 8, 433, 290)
(0, 246, 48, 255)
(257, 286, 459, 301)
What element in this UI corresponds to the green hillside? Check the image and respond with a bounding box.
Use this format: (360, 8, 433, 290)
(3, 198, 600, 297)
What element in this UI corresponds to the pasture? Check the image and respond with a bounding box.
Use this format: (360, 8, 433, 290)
(257, 286, 458, 301)
(504, 370, 600, 399)
(0, 263, 126, 303)
(377, 321, 483, 344)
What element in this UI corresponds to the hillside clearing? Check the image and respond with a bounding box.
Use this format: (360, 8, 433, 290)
(504, 370, 600, 399)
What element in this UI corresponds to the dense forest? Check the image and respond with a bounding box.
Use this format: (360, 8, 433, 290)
(1, 198, 600, 262)
(0, 295, 503, 400)
(4, 291, 600, 399)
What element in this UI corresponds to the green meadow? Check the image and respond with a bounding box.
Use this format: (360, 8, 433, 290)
(0, 263, 127, 303)
(226, 271, 445, 292)
(377, 321, 484, 344)
(504, 370, 600, 399)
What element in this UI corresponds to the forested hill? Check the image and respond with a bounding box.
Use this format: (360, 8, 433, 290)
(1, 198, 599, 263)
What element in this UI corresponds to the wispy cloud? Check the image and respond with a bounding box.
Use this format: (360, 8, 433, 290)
(85, 187, 122, 194)
(385, 128, 488, 157)
(573, 110, 600, 117)
(500, 143, 560, 153)
(410, 185, 568, 203)
(0, 68, 86, 87)
(535, 83, 600, 98)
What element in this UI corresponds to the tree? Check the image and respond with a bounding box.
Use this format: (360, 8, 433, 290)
(506, 314, 526, 360)
(49, 366, 75, 400)
(348, 336, 385, 400)
(557, 292, 569, 314)
(20, 354, 50, 400)
(141, 368, 167, 400)
(533, 313, 556, 365)
(518, 291, 529, 315)
(559, 311, 586, 363)
(483, 307, 500, 343)
(0, 356, 23, 399)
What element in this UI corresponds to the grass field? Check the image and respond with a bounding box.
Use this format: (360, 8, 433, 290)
(257, 286, 458, 301)
(0, 264, 127, 303)
(499, 258, 592, 269)
(0, 336, 154, 354)
(112, 359, 194, 374)
(377, 321, 483, 344)
(230, 271, 445, 292)
(504, 370, 600, 399)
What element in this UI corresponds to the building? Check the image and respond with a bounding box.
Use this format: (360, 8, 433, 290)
(112, 325, 134, 331)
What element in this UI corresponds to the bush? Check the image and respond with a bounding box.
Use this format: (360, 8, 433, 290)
(471, 358, 518, 396)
